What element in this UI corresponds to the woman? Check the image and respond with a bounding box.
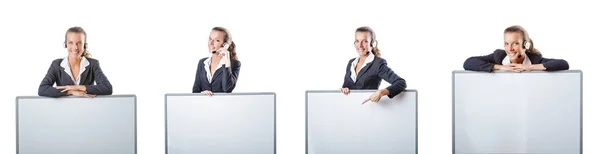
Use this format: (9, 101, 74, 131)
(38, 27, 113, 98)
(463, 25, 569, 72)
(341, 26, 407, 104)
(193, 27, 241, 96)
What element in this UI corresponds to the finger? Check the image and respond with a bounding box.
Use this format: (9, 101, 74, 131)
(512, 69, 522, 72)
(362, 98, 370, 105)
(56, 86, 65, 89)
(61, 89, 68, 93)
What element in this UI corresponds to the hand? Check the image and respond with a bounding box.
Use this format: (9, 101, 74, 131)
(67, 90, 95, 98)
(496, 64, 531, 72)
(217, 47, 230, 58)
(362, 90, 385, 104)
(56, 85, 85, 93)
(201, 90, 214, 96)
(509, 64, 532, 72)
(340, 88, 350, 95)
(217, 44, 232, 67)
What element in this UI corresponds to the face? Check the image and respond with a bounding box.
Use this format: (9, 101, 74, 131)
(503, 32, 525, 60)
(65, 32, 85, 58)
(208, 30, 227, 53)
(354, 31, 372, 56)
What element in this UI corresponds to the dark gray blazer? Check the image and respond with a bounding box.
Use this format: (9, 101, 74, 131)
(342, 56, 407, 98)
(463, 49, 569, 72)
(38, 58, 113, 97)
(193, 57, 241, 93)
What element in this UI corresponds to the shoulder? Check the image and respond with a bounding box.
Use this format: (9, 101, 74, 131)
(231, 58, 241, 66)
(198, 57, 209, 65)
(51, 58, 63, 66)
(347, 58, 356, 64)
(525, 51, 543, 59)
(492, 49, 506, 56)
(373, 56, 388, 64)
(86, 57, 100, 65)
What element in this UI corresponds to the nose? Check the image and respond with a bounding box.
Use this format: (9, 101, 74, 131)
(508, 44, 514, 51)
(360, 42, 367, 48)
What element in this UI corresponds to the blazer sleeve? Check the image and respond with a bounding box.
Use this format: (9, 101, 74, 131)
(377, 59, 407, 98)
(85, 60, 112, 95)
(38, 60, 67, 97)
(192, 59, 204, 93)
(342, 59, 353, 88)
(463, 50, 499, 72)
(220, 60, 241, 93)
(540, 57, 569, 71)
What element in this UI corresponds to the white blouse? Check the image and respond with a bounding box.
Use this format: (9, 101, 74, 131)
(350, 53, 375, 82)
(60, 57, 89, 85)
(203, 57, 226, 83)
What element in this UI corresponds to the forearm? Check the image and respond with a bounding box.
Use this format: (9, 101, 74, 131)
(530, 64, 546, 71)
(379, 89, 390, 96)
(492, 64, 504, 71)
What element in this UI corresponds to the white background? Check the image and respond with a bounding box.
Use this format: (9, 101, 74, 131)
(0, 0, 597, 153)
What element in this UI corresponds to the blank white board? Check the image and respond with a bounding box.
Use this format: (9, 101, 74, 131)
(306, 90, 418, 154)
(453, 70, 582, 154)
(165, 93, 276, 154)
(16, 95, 137, 154)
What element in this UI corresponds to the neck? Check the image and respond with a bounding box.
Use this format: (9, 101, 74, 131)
(510, 55, 525, 64)
(68, 56, 82, 65)
(211, 54, 222, 62)
(359, 53, 370, 61)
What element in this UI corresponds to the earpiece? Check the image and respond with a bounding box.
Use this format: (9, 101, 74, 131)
(524, 40, 531, 50)
(370, 40, 378, 48)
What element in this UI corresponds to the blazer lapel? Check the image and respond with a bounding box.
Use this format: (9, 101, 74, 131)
(355, 62, 374, 82)
(78, 65, 90, 85)
(60, 67, 76, 85)
(210, 66, 224, 84)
